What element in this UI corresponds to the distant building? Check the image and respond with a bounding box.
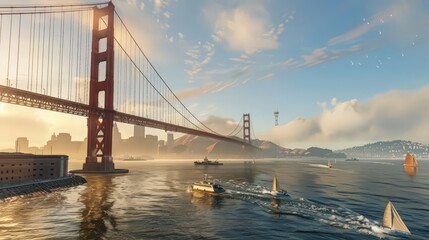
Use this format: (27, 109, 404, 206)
(15, 137, 29, 153)
(0, 153, 68, 186)
(167, 133, 174, 148)
(43, 133, 82, 158)
(146, 135, 159, 155)
(134, 125, 145, 138)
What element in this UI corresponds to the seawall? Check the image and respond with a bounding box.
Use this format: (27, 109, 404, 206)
(0, 175, 86, 200)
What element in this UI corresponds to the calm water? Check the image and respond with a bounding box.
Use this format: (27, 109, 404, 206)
(1, 158, 428, 239)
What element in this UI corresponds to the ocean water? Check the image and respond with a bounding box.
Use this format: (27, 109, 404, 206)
(1, 158, 428, 239)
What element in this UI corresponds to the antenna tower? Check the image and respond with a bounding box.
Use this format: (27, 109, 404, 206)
(274, 110, 279, 126)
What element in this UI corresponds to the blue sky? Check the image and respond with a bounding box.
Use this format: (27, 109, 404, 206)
(1, 0, 429, 150)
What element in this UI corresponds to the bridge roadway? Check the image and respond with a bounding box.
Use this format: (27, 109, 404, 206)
(0, 85, 254, 148)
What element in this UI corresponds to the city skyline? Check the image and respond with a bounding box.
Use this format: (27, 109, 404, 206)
(1, 0, 429, 150)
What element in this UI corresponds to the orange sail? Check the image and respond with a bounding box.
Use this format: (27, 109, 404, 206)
(404, 153, 418, 167)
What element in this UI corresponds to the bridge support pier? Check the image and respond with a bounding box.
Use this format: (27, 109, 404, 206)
(72, 2, 127, 174)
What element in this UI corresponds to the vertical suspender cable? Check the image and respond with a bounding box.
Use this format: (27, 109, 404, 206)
(84, 9, 90, 103)
(27, 14, 32, 91)
(49, 10, 54, 96)
(76, 11, 82, 102)
(6, 12, 13, 86)
(35, 13, 41, 93)
(46, 11, 51, 94)
(15, 14, 21, 88)
(68, 12, 74, 100)
(0, 15, 2, 85)
(30, 13, 35, 91)
(59, 11, 65, 98)
(40, 13, 46, 93)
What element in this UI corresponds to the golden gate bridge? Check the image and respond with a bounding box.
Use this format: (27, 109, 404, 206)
(0, 2, 255, 173)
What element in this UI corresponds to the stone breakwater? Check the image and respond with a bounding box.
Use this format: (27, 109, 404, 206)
(0, 175, 87, 200)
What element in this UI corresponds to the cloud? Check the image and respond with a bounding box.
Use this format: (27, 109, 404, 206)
(283, 45, 362, 69)
(114, 1, 170, 64)
(256, 73, 274, 81)
(154, 0, 163, 13)
(200, 115, 241, 136)
(263, 85, 429, 149)
(163, 11, 171, 19)
(210, 2, 283, 54)
(184, 41, 215, 81)
(329, 1, 428, 46)
(178, 32, 185, 40)
(176, 79, 240, 100)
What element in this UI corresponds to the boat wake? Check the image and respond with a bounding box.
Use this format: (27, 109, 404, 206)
(366, 161, 395, 165)
(308, 164, 331, 169)
(222, 180, 405, 239)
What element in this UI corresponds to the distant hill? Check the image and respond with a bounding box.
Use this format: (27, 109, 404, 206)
(169, 135, 346, 159)
(339, 140, 429, 159)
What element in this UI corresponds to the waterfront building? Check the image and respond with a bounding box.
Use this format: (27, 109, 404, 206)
(0, 153, 68, 186)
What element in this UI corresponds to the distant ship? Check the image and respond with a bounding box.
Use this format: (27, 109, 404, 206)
(194, 156, 223, 166)
(123, 156, 153, 161)
(270, 176, 288, 197)
(403, 153, 418, 167)
(382, 200, 411, 234)
(192, 174, 225, 193)
(345, 158, 359, 161)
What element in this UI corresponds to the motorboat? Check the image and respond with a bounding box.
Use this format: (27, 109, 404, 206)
(270, 175, 288, 196)
(382, 200, 411, 234)
(194, 156, 223, 165)
(192, 174, 225, 193)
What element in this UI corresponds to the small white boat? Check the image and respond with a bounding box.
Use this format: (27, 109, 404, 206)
(192, 174, 225, 193)
(382, 200, 411, 234)
(271, 175, 288, 196)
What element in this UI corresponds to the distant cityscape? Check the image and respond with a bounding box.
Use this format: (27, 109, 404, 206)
(3, 124, 172, 159)
(340, 140, 429, 159)
(3, 123, 428, 160)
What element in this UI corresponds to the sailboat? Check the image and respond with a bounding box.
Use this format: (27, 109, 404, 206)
(327, 160, 332, 168)
(404, 153, 418, 167)
(271, 176, 288, 196)
(382, 201, 411, 234)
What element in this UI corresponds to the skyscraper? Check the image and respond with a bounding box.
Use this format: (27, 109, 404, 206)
(134, 125, 145, 138)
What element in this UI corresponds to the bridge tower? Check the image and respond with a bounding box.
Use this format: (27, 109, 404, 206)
(243, 113, 251, 144)
(82, 2, 120, 172)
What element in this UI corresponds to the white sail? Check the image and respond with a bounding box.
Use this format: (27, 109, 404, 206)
(382, 201, 411, 234)
(272, 176, 281, 192)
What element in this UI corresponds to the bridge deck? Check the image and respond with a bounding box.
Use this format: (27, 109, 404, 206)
(0, 85, 254, 148)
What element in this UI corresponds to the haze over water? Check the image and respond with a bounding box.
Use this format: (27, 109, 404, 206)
(1, 159, 428, 239)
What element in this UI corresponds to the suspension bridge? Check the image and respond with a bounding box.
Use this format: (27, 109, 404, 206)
(0, 2, 255, 172)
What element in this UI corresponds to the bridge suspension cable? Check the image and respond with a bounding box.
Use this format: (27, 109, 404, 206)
(111, 10, 224, 135)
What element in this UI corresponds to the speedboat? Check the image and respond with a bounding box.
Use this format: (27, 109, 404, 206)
(192, 174, 225, 193)
(271, 175, 288, 196)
